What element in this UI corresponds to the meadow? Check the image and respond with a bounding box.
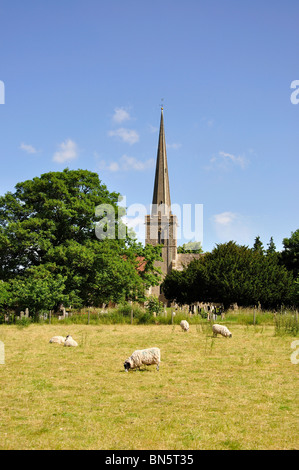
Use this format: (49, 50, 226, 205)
(0, 321, 298, 450)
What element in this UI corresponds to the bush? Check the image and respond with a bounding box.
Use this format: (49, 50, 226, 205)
(145, 296, 164, 316)
(15, 317, 32, 328)
(116, 303, 145, 317)
(274, 312, 299, 336)
(135, 312, 155, 324)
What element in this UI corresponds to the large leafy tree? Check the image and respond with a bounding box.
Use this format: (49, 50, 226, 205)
(252, 235, 264, 254)
(10, 265, 70, 319)
(280, 229, 299, 278)
(0, 169, 161, 311)
(266, 236, 276, 255)
(177, 241, 203, 254)
(0, 280, 10, 311)
(0, 168, 121, 278)
(161, 269, 191, 306)
(162, 241, 295, 309)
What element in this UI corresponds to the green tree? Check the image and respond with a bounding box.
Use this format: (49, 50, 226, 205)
(280, 229, 299, 278)
(252, 236, 264, 254)
(161, 269, 192, 305)
(163, 241, 295, 309)
(0, 169, 162, 310)
(177, 241, 203, 254)
(0, 280, 10, 311)
(9, 265, 69, 319)
(145, 296, 164, 315)
(0, 169, 121, 279)
(266, 236, 276, 255)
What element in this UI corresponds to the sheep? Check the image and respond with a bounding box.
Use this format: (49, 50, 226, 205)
(49, 336, 66, 345)
(212, 324, 232, 338)
(64, 335, 78, 347)
(124, 347, 160, 372)
(180, 320, 189, 332)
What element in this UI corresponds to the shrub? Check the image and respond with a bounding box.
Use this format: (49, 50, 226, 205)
(145, 296, 164, 316)
(15, 317, 32, 328)
(274, 312, 299, 336)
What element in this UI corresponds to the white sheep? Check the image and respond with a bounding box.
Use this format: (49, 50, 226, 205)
(180, 320, 189, 332)
(49, 336, 66, 345)
(64, 335, 78, 347)
(212, 324, 232, 338)
(124, 347, 160, 372)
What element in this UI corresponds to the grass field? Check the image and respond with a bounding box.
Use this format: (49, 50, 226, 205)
(0, 323, 298, 450)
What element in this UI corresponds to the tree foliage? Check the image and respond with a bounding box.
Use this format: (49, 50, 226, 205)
(177, 241, 203, 254)
(280, 229, 299, 278)
(0, 169, 161, 313)
(162, 240, 296, 309)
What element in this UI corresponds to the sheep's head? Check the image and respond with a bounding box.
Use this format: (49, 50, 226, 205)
(124, 358, 133, 372)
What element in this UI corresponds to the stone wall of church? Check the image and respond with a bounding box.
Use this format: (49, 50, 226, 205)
(172, 253, 203, 271)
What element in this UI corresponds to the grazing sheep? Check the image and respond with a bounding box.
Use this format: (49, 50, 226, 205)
(212, 324, 232, 338)
(124, 347, 160, 372)
(49, 336, 66, 345)
(64, 335, 78, 347)
(180, 320, 189, 332)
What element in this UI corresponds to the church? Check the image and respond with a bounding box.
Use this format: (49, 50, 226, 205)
(145, 108, 202, 302)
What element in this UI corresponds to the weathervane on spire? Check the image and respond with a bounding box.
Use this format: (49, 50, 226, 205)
(160, 98, 164, 110)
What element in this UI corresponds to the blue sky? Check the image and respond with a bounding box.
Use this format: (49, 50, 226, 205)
(0, 0, 298, 252)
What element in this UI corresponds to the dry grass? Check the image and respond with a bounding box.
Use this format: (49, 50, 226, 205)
(0, 323, 298, 450)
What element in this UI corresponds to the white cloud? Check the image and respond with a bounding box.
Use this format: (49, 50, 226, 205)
(98, 159, 120, 172)
(112, 107, 131, 123)
(19, 143, 37, 154)
(200, 117, 215, 127)
(205, 151, 249, 171)
(108, 162, 120, 172)
(108, 128, 139, 145)
(219, 151, 248, 169)
(121, 155, 154, 171)
(148, 124, 158, 134)
(167, 142, 182, 150)
(53, 139, 78, 163)
(99, 155, 154, 172)
(213, 211, 237, 226)
(212, 211, 253, 245)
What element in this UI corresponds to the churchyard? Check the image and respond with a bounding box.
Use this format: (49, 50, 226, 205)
(0, 321, 298, 450)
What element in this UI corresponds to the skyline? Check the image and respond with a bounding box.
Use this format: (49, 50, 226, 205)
(0, 0, 298, 252)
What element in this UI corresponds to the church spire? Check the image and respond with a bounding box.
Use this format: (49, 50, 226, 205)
(152, 107, 171, 215)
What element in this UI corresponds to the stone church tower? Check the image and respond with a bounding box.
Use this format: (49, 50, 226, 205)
(145, 108, 201, 302)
